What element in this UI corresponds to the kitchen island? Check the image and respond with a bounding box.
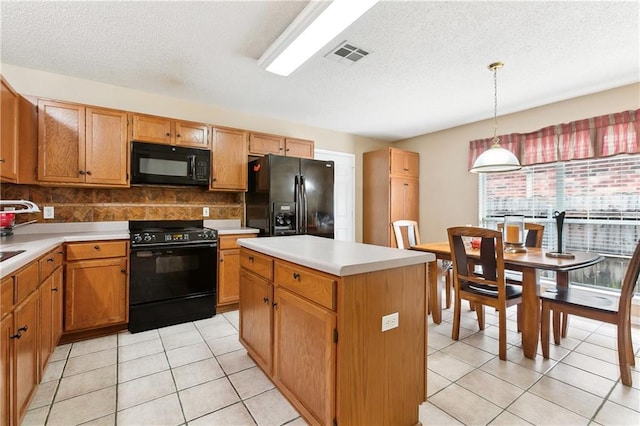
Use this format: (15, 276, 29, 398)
(237, 235, 435, 426)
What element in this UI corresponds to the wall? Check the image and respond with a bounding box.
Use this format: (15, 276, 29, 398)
(1, 64, 389, 240)
(394, 83, 640, 243)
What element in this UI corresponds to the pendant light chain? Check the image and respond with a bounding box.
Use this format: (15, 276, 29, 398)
(493, 65, 498, 143)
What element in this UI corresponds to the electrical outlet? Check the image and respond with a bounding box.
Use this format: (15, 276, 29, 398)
(203, 207, 210, 217)
(381, 312, 399, 332)
(43, 206, 54, 219)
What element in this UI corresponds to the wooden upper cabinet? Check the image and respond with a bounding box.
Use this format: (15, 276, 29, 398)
(248, 132, 284, 156)
(38, 100, 85, 184)
(132, 114, 209, 149)
(86, 108, 128, 186)
(284, 137, 314, 159)
(211, 127, 247, 191)
(1, 77, 18, 181)
(38, 100, 128, 187)
(248, 132, 314, 158)
(390, 148, 419, 178)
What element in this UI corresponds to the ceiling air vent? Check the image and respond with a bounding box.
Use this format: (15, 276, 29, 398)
(325, 41, 370, 65)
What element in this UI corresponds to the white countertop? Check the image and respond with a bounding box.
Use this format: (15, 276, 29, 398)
(237, 235, 435, 276)
(0, 220, 258, 278)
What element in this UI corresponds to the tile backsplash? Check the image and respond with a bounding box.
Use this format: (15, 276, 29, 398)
(0, 183, 243, 223)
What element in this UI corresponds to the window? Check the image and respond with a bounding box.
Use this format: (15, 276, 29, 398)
(479, 154, 640, 292)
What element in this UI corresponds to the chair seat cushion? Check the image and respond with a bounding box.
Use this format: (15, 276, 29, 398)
(540, 287, 618, 313)
(462, 281, 522, 299)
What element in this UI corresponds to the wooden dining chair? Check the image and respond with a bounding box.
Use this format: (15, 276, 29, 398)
(392, 220, 420, 249)
(540, 239, 640, 386)
(448, 226, 522, 360)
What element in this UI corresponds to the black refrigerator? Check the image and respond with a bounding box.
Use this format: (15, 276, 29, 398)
(246, 154, 334, 238)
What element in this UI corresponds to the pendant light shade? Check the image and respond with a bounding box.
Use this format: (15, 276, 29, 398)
(470, 62, 521, 173)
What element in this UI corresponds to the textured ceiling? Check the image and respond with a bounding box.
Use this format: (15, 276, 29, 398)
(1, 1, 639, 142)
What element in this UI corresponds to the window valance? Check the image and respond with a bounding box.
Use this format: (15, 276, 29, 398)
(468, 109, 639, 170)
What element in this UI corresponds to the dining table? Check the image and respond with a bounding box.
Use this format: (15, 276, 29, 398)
(411, 242, 604, 359)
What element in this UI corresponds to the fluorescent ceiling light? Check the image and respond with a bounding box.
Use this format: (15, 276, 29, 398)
(258, 0, 380, 76)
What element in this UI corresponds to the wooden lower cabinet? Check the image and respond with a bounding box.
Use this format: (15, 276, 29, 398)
(65, 257, 128, 332)
(1, 313, 12, 426)
(273, 287, 336, 425)
(239, 268, 273, 373)
(218, 234, 256, 308)
(13, 290, 38, 424)
(239, 248, 426, 426)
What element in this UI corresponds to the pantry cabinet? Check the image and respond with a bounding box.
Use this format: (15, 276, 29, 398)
(363, 147, 420, 247)
(217, 234, 256, 308)
(211, 127, 248, 191)
(64, 241, 129, 332)
(131, 114, 209, 149)
(37, 100, 128, 187)
(37, 246, 64, 375)
(248, 132, 314, 159)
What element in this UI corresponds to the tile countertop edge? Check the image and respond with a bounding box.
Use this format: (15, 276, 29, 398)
(0, 231, 129, 278)
(237, 235, 435, 276)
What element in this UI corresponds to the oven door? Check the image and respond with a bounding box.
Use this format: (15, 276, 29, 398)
(129, 242, 217, 305)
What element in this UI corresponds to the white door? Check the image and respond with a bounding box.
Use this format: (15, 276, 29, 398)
(315, 149, 355, 242)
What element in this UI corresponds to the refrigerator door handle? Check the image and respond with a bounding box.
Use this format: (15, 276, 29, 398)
(301, 175, 307, 233)
(294, 175, 302, 234)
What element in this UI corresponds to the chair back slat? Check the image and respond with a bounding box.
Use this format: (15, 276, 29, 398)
(392, 220, 421, 249)
(619, 239, 640, 314)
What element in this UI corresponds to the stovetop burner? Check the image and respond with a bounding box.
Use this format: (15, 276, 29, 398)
(129, 220, 217, 246)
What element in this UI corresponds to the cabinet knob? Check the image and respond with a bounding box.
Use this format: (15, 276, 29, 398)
(86, 171, 92, 176)
(177, 133, 181, 138)
(263, 297, 269, 303)
(166, 133, 171, 137)
(120, 269, 127, 274)
(212, 177, 217, 182)
(248, 256, 254, 262)
(272, 302, 278, 309)
(47, 258, 54, 263)
(79, 170, 85, 175)
(17, 325, 28, 333)
(94, 245, 100, 250)
(0, 159, 5, 163)
(10, 332, 21, 339)
(292, 272, 300, 280)
(403, 168, 409, 171)
(52, 287, 58, 292)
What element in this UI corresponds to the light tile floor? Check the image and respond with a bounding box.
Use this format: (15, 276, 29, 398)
(23, 303, 640, 425)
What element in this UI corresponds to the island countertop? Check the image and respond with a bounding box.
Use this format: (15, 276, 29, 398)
(237, 234, 435, 276)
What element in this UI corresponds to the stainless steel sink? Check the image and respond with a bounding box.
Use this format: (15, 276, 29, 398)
(0, 250, 25, 262)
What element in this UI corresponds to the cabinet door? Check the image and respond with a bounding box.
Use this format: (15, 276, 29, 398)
(175, 121, 209, 148)
(51, 267, 64, 348)
(65, 258, 128, 332)
(38, 276, 53, 375)
(273, 288, 336, 425)
(284, 138, 314, 159)
(1, 313, 12, 426)
(248, 133, 284, 156)
(85, 107, 128, 186)
(211, 127, 247, 191)
(1, 77, 18, 181)
(218, 248, 240, 306)
(390, 149, 419, 178)
(38, 100, 85, 183)
(131, 114, 172, 145)
(239, 269, 273, 373)
(389, 178, 419, 247)
(13, 291, 38, 423)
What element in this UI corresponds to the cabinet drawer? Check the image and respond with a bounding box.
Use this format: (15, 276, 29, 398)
(219, 234, 256, 250)
(1, 275, 14, 316)
(274, 261, 336, 311)
(240, 249, 273, 281)
(39, 246, 63, 281)
(15, 262, 39, 305)
(66, 241, 127, 261)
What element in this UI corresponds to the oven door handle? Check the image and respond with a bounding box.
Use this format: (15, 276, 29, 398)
(131, 242, 217, 251)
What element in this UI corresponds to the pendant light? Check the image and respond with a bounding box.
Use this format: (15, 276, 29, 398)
(470, 62, 521, 173)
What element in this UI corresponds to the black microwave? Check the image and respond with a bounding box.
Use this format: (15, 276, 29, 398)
(131, 141, 210, 187)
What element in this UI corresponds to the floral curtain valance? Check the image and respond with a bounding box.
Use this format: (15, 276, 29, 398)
(468, 109, 639, 170)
